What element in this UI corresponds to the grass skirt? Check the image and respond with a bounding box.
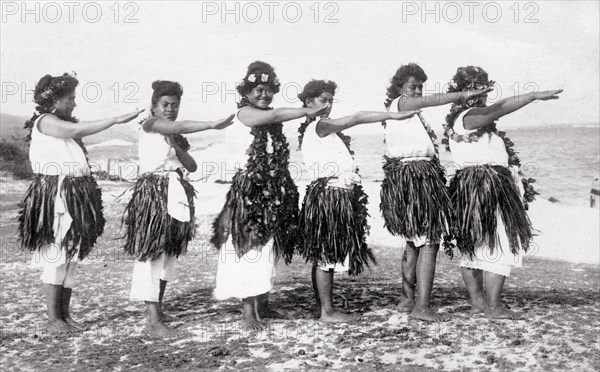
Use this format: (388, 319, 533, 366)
(18, 174, 105, 260)
(380, 157, 452, 244)
(449, 165, 532, 257)
(211, 169, 299, 263)
(298, 178, 374, 276)
(122, 173, 196, 261)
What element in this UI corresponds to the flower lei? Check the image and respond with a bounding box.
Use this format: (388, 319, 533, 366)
(442, 101, 538, 209)
(241, 115, 300, 262)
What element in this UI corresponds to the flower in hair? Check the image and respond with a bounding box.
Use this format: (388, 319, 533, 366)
(238, 79, 246, 87)
(261, 73, 269, 83)
(273, 77, 280, 86)
(247, 74, 256, 83)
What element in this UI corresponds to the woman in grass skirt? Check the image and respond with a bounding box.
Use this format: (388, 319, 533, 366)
(211, 62, 328, 330)
(19, 72, 143, 334)
(380, 63, 490, 322)
(123, 80, 233, 337)
(297, 79, 419, 322)
(443, 66, 562, 319)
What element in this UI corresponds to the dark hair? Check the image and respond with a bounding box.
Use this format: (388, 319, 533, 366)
(237, 61, 280, 108)
(25, 73, 79, 139)
(297, 80, 337, 108)
(151, 80, 183, 108)
(33, 73, 79, 113)
(24, 72, 85, 156)
(384, 63, 427, 108)
(297, 79, 338, 150)
(443, 66, 493, 149)
(447, 66, 491, 94)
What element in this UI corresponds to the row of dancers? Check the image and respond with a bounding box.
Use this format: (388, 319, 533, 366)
(18, 61, 562, 336)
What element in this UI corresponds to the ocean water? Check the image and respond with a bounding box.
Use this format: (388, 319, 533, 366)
(182, 124, 599, 208)
(285, 124, 600, 208)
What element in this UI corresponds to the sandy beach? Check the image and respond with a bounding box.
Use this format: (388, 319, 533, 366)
(1, 175, 599, 371)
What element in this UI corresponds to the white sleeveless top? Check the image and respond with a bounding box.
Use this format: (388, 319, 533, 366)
(449, 108, 509, 168)
(29, 114, 90, 176)
(301, 118, 358, 186)
(224, 108, 273, 171)
(384, 97, 436, 159)
(138, 118, 184, 174)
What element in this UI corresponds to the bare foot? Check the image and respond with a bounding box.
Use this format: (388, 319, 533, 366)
(147, 321, 179, 337)
(397, 298, 415, 313)
(469, 298, 487, 315)
(410, 307, 448, 322)
(47, 319, 74, 334)
(64, 317, 87, 331)
(242, 318, 264, 331)
(320, 309, 358, 323)
(486, 306, 522, 320)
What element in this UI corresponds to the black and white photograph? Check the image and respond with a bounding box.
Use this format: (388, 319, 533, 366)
(1, 1, 599, 370)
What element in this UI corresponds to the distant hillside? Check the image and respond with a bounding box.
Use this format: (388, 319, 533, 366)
(0, 113, 140, 144)
(0, 113, 29, 141)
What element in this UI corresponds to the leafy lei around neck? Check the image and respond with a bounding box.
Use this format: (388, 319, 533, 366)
(298, 117, 355, 157)
(382, 96, 440, 157)
(238, 104, 300, 261)
(442, 102, 538, 208)
(24, 110, 89, 164)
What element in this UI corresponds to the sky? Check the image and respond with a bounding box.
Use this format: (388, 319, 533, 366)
(1, 0, 599, 136)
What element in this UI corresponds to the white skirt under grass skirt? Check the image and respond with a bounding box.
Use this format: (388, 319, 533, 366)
(213, 238, 276, 300)
(129, 253, 178, 302)
(459, 210, 523, 277)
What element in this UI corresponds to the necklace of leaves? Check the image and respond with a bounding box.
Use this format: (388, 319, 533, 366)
(25, 111, 90, 164)
(241, 114, 300, 258)
(382, 96, 440, 158)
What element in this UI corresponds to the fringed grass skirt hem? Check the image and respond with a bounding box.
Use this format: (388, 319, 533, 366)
(380, 157, 452, 244)
(122, 173, 196, 262)
(211, 169, 299, 263)
(18, 174, 105, 260)
(449, 165, 532, 257)
(298, 178, 374, 276)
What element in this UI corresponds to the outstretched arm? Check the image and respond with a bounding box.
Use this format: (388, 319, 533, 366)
(237, 106, 329, 127)
(316, 110, 420, 137)
(462, 89, 563, 130)
(398, 88, 492, 111)
(166, 136, 197, 172)
(145, 114, 234, 135)
(38, 109, 145, 138)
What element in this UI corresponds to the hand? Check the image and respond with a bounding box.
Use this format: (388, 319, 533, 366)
(390, 109, 421, 120)
(211, 114, 235, 130)
(114, 108, 145, 124)
(533, 89, 563, 101)
(306, 106, 330, 120)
